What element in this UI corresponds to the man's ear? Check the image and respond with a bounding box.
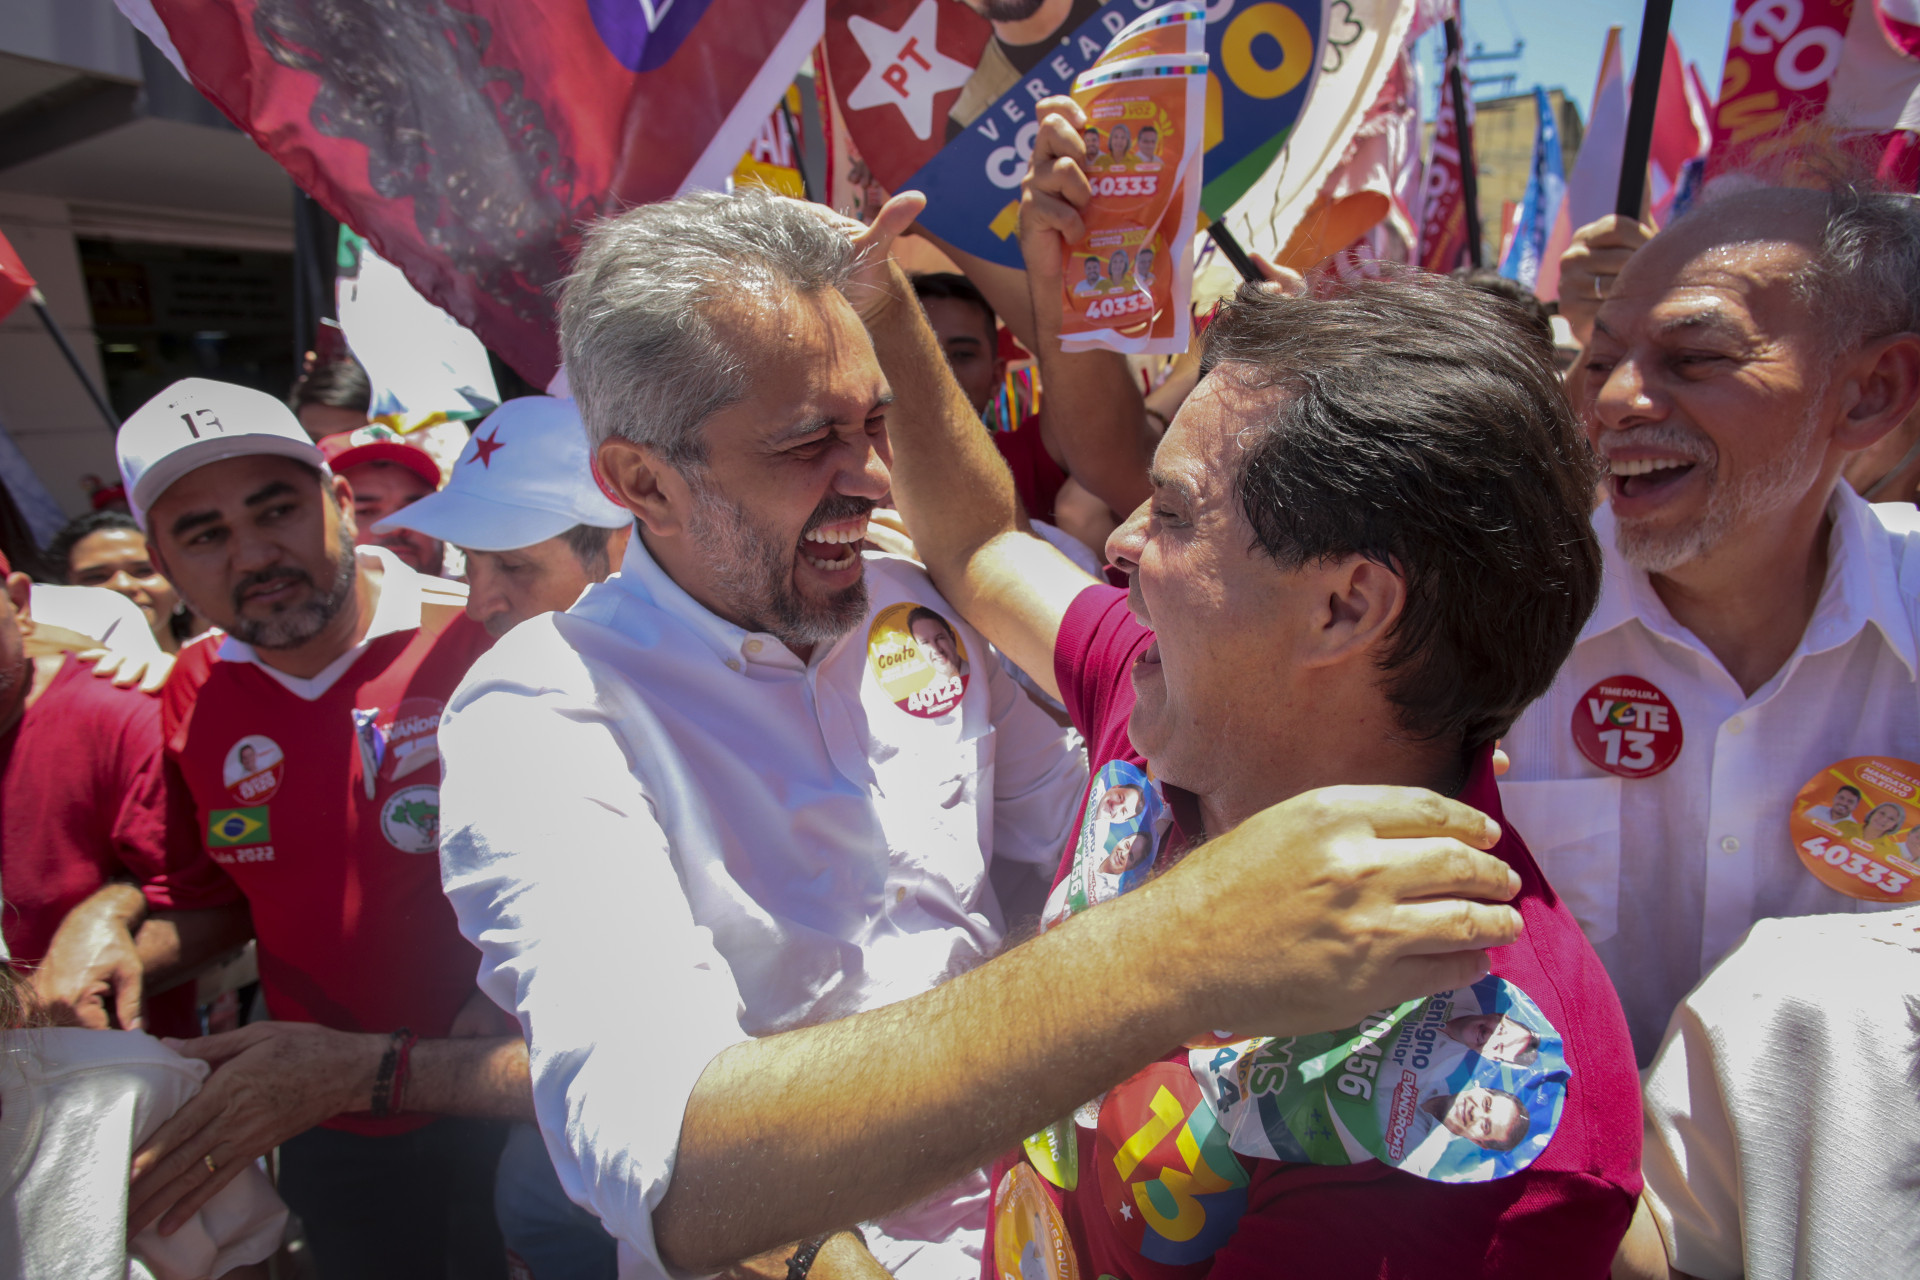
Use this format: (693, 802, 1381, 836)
(8, 571, 33, 636)
(328, 471, 358, 540)
(597, 438, 694, 539)
(1834, 332, 1920, 453)
(1303, 555, 1405, 669)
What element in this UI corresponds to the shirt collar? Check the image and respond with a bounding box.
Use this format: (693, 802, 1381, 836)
(1580, 486, 1919, 681)
(218, 544, 428, 696)
(610, 529, 807, 673)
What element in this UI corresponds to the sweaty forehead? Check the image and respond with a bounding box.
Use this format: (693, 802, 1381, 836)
(1602, 233, 1819, 344)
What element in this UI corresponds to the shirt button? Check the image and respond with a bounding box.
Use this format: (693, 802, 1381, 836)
(894, 886, 907, 904)
(745, 639, 762, 655)
(1720, 835, 1741, 853)
(725, 658, 742, 672)
(1726, 716, 1744, 735)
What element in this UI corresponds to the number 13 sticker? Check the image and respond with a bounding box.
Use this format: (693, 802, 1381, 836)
(1571, 676, 1683, 779)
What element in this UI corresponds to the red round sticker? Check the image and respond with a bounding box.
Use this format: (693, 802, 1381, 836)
(1570, 675, 1683, 779)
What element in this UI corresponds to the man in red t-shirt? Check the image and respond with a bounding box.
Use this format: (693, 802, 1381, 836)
(877, 102, 1643, 1278)
(54, 378, 535, 1280)
(0, 549, 239, 1038)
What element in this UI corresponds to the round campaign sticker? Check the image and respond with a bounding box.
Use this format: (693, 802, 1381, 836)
(866, 603, 969, 719)
(1043, 760, 1173, 930)
(1570, 674, 1683, 779)
(1190, 975, 1568, 1184)
(993, 1162, 1080, 1280)
(380, 784, 441, 854)
(1093, 1062, 1248, 1264)
(222, 735, 284, 805)
(1789, 757, 1920, 902)
(1022, 1117, 1079, 1192)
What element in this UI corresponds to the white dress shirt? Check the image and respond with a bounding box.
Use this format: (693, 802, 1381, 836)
(438, 534, 1086, 1280)
(1641, 907, 1920, 1279)
(1501, 487, 1920, 1061)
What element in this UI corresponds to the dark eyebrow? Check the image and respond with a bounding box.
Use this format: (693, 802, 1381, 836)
(767, 393, 896, 448)
(168, 479, 301, 538)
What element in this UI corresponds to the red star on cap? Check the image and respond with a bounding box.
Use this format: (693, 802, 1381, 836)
(469, 427, 506, 468)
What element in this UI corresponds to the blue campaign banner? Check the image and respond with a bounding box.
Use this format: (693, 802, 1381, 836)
(828, 0, 1325, 269)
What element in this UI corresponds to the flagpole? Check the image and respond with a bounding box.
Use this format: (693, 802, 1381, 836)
(1206, 223, 1263, 283)
(1614, 0, 1674, 218)
(1444, 16, 1483, 268)
(28, 288, 119, 430)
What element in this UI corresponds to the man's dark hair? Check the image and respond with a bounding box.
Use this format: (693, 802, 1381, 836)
(559, 522, 619, 580)
(1448, 268, 1554, 352)
(1199, 271, 1603, 752)
(1838, 785, 1864, 799)
(290, 350, 372, 413)
(46, 509, 141, 581)
(906, 605, 956, 642)
(911, 272, 997, 347)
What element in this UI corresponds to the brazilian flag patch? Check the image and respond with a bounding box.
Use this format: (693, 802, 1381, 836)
(208, 807, 270, 847)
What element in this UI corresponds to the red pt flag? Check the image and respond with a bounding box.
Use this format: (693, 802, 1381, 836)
(1417, 36, 1471, 274)
(134, 0, 822, 385)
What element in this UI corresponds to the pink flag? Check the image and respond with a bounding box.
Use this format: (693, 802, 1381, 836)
(1536, 27, 1624, 302)
(1648, 38, 1710, 223)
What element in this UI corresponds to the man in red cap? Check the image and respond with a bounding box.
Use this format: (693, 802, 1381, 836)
(318, 425, 447, 577)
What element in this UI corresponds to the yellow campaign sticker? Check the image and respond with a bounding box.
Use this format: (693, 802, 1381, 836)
(1790, 756, 1920, 902)
(1022, 1116, 1079, 1191)
(867, 602, 970, 719)
(993, 1162, 1080, 1280)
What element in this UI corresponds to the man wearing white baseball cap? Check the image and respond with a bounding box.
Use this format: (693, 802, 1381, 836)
(376, 396, 631, 638)
(55, 376, 541, 1279)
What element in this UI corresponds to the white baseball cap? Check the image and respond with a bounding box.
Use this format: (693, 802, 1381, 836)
(117, 378, 328, 530)
(374, 396, 629, 552)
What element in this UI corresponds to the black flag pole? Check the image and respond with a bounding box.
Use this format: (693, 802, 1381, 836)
(1444, 16, 1484, 268)
(29, 288, 118, 430)
(1614, 0, 1675, 218)
(1206, 222, 1263, 284)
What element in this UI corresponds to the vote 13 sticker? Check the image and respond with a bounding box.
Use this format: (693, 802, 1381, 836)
(1571, 675, 1682, 779)
(866, 603, 969, 719)
(1790, 757, 1920, 902)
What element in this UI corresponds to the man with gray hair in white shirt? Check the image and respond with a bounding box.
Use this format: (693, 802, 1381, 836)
(437, 188, 1526, 1280)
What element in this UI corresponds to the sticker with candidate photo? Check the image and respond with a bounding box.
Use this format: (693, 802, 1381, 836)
(1570, 674, 1682, 779)
(867, 602, 969, 719)
(993, 1162, 1080, 1280)
(1791, 756, 1920, 902)
(1044, 760, 1173, 928)
(222, 735, 284, 804)
(1189, 975, 1569, 1184)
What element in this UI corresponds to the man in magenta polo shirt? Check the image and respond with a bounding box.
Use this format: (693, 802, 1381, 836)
(869, 99, 1644, 1277)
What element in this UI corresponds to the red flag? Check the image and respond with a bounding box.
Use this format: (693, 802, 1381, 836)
(0, 229, 33, 324)
(1707, 0, 1920, 190)
(1417, 35, 1471, 274)
(129, 0, 822, 385)
(1648, 37, 1709, 223)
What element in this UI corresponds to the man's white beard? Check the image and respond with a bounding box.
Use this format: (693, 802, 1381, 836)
(1610, 410, 1820, 574)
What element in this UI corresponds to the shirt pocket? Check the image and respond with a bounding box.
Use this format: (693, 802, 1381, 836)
(1499, 776, 1623, 945)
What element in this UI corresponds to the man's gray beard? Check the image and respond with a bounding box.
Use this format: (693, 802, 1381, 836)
(1610, 412, 1820, 574)
(218, 523, 359, 650)
(684, 476, 869, 650)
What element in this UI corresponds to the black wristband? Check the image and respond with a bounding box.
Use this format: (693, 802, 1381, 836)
(785, 1236, 830, 1280)
(786, 1228, 865, 1280)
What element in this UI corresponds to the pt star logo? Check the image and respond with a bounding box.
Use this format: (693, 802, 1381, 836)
(845, 0, 972, 141)
(469, 427, 506, 468)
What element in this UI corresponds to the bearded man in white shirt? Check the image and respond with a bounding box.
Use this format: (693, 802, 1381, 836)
(1501, 180, 1920, 1064)
(437, 188, 1526, 1280)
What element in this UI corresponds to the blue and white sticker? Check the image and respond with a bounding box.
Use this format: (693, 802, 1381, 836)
(1189, 975, 1569, 1183)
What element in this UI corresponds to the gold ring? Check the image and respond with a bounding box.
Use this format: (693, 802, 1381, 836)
(204, 1154, 217, 1175)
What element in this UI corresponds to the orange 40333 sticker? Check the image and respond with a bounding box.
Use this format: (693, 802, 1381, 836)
(1791, 756, 1920, 902)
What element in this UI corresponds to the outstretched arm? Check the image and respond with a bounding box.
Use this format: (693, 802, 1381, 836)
(654, 786, 1521, 1270)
